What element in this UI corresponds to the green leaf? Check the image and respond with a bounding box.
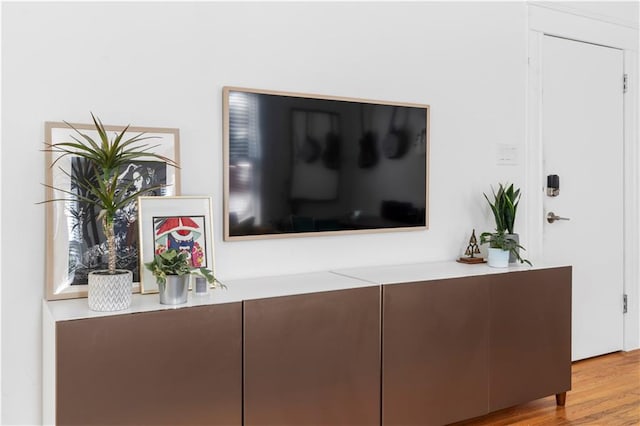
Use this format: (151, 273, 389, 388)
(41, 113, 185, 271)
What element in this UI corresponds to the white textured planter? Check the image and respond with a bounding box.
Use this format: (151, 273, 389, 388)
(487, 248, 510, 268)
(88, 270, 133, 311)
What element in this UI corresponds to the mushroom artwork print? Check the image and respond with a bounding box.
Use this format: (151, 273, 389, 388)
(153, 216, 207, 268)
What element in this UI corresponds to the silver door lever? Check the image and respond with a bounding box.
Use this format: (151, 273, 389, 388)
(547, 212, 570, 223)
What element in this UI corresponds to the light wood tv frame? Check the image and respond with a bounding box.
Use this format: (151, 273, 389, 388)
(223, 86, 430, 241)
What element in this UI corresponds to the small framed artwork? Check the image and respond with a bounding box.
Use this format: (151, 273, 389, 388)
(45, 122, 180, 300)
(138, 196, 215, 294)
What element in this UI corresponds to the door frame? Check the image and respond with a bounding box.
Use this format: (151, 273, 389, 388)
(525, 3, 639, 351)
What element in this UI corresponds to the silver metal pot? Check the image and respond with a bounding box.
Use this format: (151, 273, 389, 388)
(159, 275, 189, 305)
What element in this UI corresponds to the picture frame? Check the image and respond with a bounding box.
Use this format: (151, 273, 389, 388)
(223, 86, 429, 241)
(138, 196, 215, 294)
(45, 122, 180, 300)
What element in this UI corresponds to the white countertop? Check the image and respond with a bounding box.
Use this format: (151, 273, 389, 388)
(44, 260, 570, 322)
(44, 270, 376, 322)
(333, 260, 570, 285)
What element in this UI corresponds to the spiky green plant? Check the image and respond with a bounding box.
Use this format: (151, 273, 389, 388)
(41, 113, 178, 275)
(501, 183, 520, 234)
(484, 183, 520, 234)
(482, 183, 530, 265)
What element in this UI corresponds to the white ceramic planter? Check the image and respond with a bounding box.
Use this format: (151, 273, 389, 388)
(487, 248, 510, 268)
(88, 270, 133, 311)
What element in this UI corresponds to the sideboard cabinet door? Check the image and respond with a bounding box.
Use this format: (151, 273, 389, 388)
(244, 286, 381, 426)
(489, 267, 572, 411)
(383, 276, 491, 425)
(56, 303, 243, 425)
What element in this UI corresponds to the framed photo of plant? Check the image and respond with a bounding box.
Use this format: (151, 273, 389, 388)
(137, 196, 215, 294)
(44, 121, 180, 300)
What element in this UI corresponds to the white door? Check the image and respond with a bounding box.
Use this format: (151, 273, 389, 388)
(541, 35, 624, 361)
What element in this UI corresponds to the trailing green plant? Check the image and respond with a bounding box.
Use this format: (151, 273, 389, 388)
(145, 248, 221, 288)
(40, 113, 177, 275)
(480, 231, 531, 266)
(484, 183, 520, 234)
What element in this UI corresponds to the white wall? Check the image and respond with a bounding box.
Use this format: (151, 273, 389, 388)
(1, 2, 528, 423)
(0, 2, 4, 421)
(533, 1, 639, 28)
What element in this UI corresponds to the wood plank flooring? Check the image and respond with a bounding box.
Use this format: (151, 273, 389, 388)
(452, 350, 640, 425)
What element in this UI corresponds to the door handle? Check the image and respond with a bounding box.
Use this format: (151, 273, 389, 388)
(547, 212, 570, 223)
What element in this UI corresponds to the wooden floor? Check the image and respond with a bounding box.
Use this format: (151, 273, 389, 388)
(452, 350, 640, 426)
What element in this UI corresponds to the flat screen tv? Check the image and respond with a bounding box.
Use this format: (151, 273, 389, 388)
(223, 87, 429, 240)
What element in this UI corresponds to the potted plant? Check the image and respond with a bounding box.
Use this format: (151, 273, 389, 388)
(42, 113, 177, 311)
(484, 183, 522, 263)
(480, 230, 531, 268)
(144, 248, 218, 305)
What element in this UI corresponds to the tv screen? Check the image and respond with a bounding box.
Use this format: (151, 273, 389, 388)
(223, 87, 429, 240)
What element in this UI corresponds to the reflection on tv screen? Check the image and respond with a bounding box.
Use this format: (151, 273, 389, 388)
(224, 87, 429, 239)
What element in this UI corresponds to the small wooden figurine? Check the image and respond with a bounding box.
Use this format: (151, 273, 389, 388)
(457, 229, 485, 264)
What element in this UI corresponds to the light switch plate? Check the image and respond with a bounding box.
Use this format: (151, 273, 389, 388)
(497, 143, 518, 165)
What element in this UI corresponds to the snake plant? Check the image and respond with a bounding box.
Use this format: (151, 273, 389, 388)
(484, 183, 520, 234)
(482, 183, 530, 265)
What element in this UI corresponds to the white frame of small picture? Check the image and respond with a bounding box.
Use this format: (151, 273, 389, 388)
(138, 196, 215, 294)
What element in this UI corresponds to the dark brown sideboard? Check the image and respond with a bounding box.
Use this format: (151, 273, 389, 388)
(489, 269, 572, 411)
(244, 286, 381, 425)
(383, 268, 571, 425)
(383, 275, 492, 425)
(44, 266, 571, 425)
(54, 303, 242, 425)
